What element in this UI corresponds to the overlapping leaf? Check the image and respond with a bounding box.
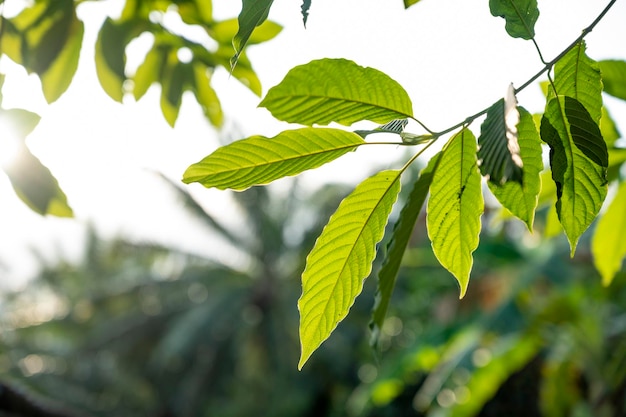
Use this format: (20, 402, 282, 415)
(298, 170, 401, 369)
(478, 98, 523, 185)
(370, 153, 441, 346)
(489, 0, 539, 40)
(598, 60, 626, 101)
(427, 129, 483, 298)
(232, 0, 274, 68)
(182, 128, 364, 190)
(489, 107, 542, 230)
(260, 59, 414, 126)
(549, 41, 602, 124)
(592, 181, 626, 286)
(540, 96, 608, 253)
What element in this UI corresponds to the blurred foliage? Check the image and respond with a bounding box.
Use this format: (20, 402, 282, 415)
(0, 173, 624, 416)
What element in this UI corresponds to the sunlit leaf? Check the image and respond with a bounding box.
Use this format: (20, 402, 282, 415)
(298, 170, 402, 369)
(183, 128, 364, 190)
(541, 96, 608, 254)
(160, 59, 190, 127)
(232, 0, 274, 69)
(548, 41, 602, 124)
(477, 97, 523, 185)
(301, 0, 312, 26)
(209, 18, 282, 46)
(192, 65, 223, 127)
(133, 44, 165, 100)
(427, 129, 483, 298)
(260, 58, 413, 126)
(489, 0, 539, 40)
(608, 148, 626, 182)
(215, 46, 262, 96)
(489, 107, 542, 230)
(598, 59, 626, 101)
(370, 153, 441, 346)
(592, 181, 626, 286)
(404, 0, 422, 8)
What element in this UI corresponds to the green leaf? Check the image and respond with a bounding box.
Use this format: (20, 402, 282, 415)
(192, 65, 223, 127)
(598, 60, 626, 101)
(601, 107, 621, 149)
(95, 18, 148, 102)
(232, 0, 274, 69)
(260, 58, 413, 126)
(477, 98, 523, 185)
(214, 45, 262, 96)
(160, 59, 190, 127)
(210, 18, 282, 46)
(489, 107, 542, 230)
(404, 0, 422, 8)
(133, 44, 166, 100)
(489, 0, 539, 40)
(592, 181, 626, 286)
(549, 41, 602, 124)
(298, 170, 402, 369)
(370, 153, 441, 346)
(541, 96, 608, 254)
(301, 0, 312, 26)
(427, 128, 483, 298)
(182, 128, 364, 190)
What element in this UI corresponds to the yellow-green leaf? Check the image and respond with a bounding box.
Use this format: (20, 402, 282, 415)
(598, 59, 626, 101)
(427, 128, 483, 298)
(191, 65, 223, 127)
(210, 18, 282, 46)
(299, 170, 402, 369)
(183, 128, 364, 190)
(592, 181, 626, 286)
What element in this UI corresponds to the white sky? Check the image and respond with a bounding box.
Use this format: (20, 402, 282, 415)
(0, 0, 625, 287)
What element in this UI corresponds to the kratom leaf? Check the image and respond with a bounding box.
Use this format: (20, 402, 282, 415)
(133, 45, 165, 100)
(160, 59, 189, 127)
(427, 129, 483, 298)
(370, 153, 441, 346)
(232, 0, 274, 69)
(477, 96, 523, 185)
(600, 107, 620, 149)
(489, 107, 542, 230)
(489, 0, 539, 40)
(549, 41, 602, 124)
(354, 119, 408, 138)
(404, 0, 422, 8)
(598, 60, 626, 101)
(541, 96, 608, 254)
(608, 148, 626, 182)
(192, 65, 223, 127)
(209, 18, 282, 46)
(301, 0, 312, 26)
(298, 170, 402, 369)
(183, 128, 364, 190)
(260, 58, 413, 126)
(592, 181, 626, 286)
(214, 46, 262, 96)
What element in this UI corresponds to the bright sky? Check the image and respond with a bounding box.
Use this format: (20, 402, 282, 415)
(0, 0, 625, 287)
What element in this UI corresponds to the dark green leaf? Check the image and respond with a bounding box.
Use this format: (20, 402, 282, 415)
(598, 59, 626, 101)
(182, 128, 364, 190)
(302, 0, 312, 26)
(489, 0, 539, 40)
(232, 0, 274, 69)
(260, 58, 413, 126)
(427, 129, 483, 298)
(541, 96, 608, 253)
(370, 153, 441, 346)
(299, 170, 401, 369)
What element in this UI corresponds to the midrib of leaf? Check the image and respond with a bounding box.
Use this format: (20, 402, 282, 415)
(508, 0, 534, 39)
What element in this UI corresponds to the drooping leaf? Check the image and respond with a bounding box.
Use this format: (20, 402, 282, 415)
(541, 96, 608, 254)
(231, 0, 274, 69)
(133, 44, 166, 100)
(404, 0, 422, 8)
(598, 59, 626, 101)
(192, 65, 223, 127)
(214, 45, 262, 96)
(489, 0, 539, 40)
(260, 58, 413, 126)
(489, 107, 542, 230)
(592, 181, 626, 286)
(95, 18, 148, 102)
(183, 128, 365, 190)
(301, 0, 312, 26)
(160, 58, 191, 127)
(477, 97, 523, 185)
(370, 153, 441, 346)
(209, 18, 282, 46)
(298, 170, 402, 369)
(427, 129, 483, 298)
(548, 41, 602, 124)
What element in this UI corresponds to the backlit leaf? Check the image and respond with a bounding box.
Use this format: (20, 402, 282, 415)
(477, 97, 523, 185)
(541, 96, 608, 254)
(133, 44, 165, 100)
(489, 107, 542, 230)
(183, 128, 364, 190)
(598, 60, 626, 101)
(600, 107, 620, 149)
(232, 0, 274, 68)
(427, 129, 483, 298)
(299, 170, 402, 369)
(210, 18, 282, 46)
(592, 181, 626, 286)
(548, 41, 602, 124)
(404, 0, 422, 8)
(260, 58, 413, 126)
(370, 153, 441, 346)
(489, 0, 539, 40)
(192, 65, 223, 127)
